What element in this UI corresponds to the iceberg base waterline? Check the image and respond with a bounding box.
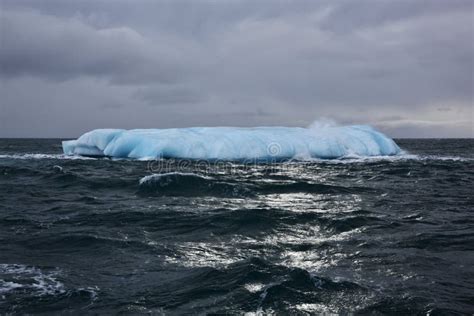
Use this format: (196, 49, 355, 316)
(62, 125, 401, 161)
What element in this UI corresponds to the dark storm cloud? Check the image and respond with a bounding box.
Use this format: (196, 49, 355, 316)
(0, 0, 472, 137)
(0, 9, 193, 84)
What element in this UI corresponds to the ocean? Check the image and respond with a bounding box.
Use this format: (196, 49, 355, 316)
(0, 138, 473, 314)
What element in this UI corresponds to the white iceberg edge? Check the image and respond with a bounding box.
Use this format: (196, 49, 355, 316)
(62, 126, 401, 161)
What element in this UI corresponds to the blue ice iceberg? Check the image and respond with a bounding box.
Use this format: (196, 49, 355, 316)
(62, 126, 401, 160)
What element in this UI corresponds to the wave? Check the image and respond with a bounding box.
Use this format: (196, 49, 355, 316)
(0, 263, 99, 313)
(0, 153, 97, 160)
(0, 264, 65, 296)
(138, 172, 252, 197)
(154, 257, 369, 314)
(1, 152, 472, 163)
(290, 153, 474, 164)
(137, 172, 374, 197)
(62, 125, 401, 161)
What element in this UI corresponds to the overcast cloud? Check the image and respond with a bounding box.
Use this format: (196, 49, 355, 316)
(1, 0, 472, 137)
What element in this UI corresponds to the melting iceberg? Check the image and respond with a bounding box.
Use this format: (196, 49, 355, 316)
(62, 126, 401, 161)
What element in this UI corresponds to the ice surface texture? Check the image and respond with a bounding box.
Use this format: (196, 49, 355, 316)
(62, 126, 401, 160)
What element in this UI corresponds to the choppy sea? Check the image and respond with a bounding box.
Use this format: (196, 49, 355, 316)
(0, 138, 473, 314)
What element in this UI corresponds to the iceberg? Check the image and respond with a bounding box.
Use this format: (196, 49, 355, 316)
(62, 125, 401, 161)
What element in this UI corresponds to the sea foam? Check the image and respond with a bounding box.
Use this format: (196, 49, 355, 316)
(62, 125, 401, 161)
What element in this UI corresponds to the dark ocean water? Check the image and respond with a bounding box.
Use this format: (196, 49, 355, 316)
(0, 138, 473, 315)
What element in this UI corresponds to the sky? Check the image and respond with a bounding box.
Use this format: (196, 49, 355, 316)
(0, 0, 473, 138)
